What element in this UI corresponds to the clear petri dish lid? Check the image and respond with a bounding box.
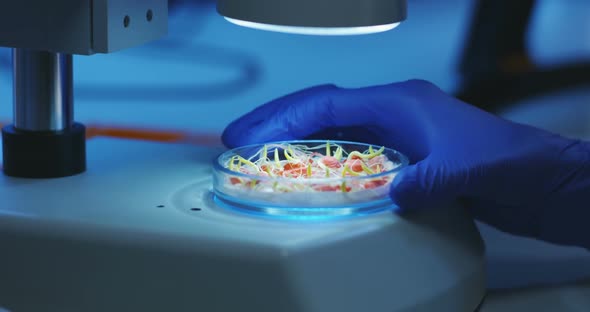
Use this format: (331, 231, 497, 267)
(212, 140, 408, 220)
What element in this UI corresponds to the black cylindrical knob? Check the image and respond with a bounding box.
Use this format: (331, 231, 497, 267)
(2, 123, 86, 178)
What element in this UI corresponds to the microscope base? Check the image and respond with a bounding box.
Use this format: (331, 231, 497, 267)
(0, 138, 485, 312)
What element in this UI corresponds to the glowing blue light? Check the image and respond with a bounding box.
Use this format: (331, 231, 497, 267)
(213, 193, 397, 222)
(224, 17, 401, 36)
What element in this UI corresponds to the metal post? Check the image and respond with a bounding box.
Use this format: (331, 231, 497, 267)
(2, 49, 85, 178)
(13, 49, 73, 132)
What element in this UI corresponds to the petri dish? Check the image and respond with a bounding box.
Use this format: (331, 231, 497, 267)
(212, 140, 408, 219)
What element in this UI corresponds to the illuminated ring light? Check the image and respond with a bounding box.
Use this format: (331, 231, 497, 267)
(225, 17, 401, 36)
(217, 0, 407, 36)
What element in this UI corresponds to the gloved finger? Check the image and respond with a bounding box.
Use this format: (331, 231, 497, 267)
(390, 157, 465, 212)
(392, 161, 541, 240)
(222, 84, 339, 148)
(223, 80, 437, 161)
(390, 162, 433, 212)
(223, 85, 389, 147)
(465, 198, 540, 239)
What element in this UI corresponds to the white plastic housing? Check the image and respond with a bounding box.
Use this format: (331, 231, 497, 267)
(0, 138, 485, 312)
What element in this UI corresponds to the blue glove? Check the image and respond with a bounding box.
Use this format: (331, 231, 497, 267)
(223, 80, 590, 249)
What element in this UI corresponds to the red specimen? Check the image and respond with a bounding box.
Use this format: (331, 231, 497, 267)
(321, 156, 342, 168)
(346, 159, 364, 172)
(364, 179, 388, 189)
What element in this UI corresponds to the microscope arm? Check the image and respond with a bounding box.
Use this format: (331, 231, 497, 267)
(0, 0, 167, 55)
(0, 0, 168, 178)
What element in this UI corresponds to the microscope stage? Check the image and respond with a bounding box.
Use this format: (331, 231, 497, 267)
(0, 138, 485, 312)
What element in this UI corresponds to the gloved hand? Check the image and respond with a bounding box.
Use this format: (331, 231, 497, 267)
(222, 80, 590, 249)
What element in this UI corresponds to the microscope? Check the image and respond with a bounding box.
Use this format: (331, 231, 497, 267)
(0, 1, 486, 311)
